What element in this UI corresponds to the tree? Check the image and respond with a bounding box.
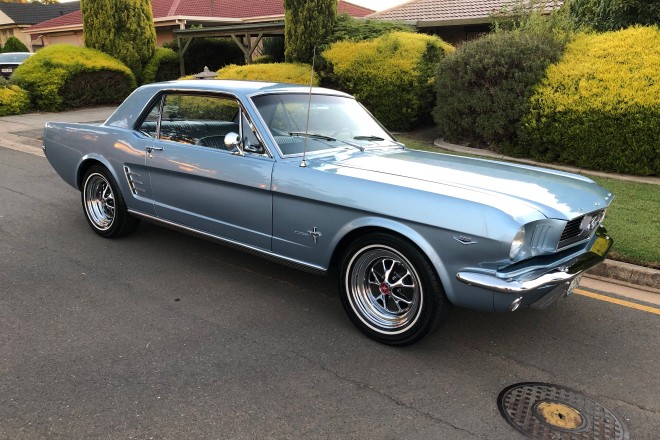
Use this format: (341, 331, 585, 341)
(81, 0, 156, 80)
(284, 0, 337, 63)
(2, 36, 30, 52)
(569, 0, 660, 31)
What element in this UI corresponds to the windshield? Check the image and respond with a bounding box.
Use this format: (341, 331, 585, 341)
(0, 53, 31, 63)
(251, 93, 395, 156)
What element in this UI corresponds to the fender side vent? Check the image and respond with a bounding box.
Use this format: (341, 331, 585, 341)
(123, 166, 145, 195)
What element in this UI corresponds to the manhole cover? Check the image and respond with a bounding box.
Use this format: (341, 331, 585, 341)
(497, 382, 628, 440)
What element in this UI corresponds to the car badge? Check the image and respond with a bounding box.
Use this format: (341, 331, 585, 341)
(454, 236, 477, 245)
(295, 226, 322, 244)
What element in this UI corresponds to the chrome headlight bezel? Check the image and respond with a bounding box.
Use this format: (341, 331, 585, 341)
(509, 226, 526, 260)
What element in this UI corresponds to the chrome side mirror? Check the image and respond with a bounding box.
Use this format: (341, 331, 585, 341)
(224, 132, 244, 155)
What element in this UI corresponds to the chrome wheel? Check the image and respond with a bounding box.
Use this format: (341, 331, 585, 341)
(346, 245, 423, 334)
(83, 173, 115, 231)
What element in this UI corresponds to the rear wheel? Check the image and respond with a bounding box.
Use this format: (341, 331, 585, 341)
(339, 233, 449, 346)
(81, 165, 139, 238)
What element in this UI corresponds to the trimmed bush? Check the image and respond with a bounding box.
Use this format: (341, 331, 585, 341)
(323, 32, 453, 131)
(216, 63, 319, 85)
(12, 44, 136, 111)
(0, 84, 30, 116)
(2, 36, 29, 53)
(142, 47, 180, 84)
(433, 30, 567, 147)
(519, 26, 660, 176)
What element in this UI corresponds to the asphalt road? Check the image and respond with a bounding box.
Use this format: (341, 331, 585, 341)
(1, 147, 659, 439)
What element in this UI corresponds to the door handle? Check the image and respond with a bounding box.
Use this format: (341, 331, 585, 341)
(146, 146, 163, 153)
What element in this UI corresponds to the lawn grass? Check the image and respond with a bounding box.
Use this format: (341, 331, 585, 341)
(397, 135, 660, 269)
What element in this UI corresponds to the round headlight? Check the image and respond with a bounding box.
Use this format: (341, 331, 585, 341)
(509, 226, 526, 260)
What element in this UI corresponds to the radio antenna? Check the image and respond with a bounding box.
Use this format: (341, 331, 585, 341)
(300, 46, 316, 168)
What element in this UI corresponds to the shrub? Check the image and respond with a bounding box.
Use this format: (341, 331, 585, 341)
(2, 36, 29, 53)
(216, 63, 319, 85)
(518, 26, 660, 176)
(433, 30, 566, 147)
(261, 37, 285, 62)
(323, 32, 453, 131)
(12, 44, 136, 111)
(324, 13, 414, 45)
(82, 0, 156, 81)
(0, 84, 30, 116)
(252, 55, 277, 64)
(569, 0, 660, 31)
(284, 0, 337, 63)
(142, 47, 180, 84)
(166, 38, 244, 74)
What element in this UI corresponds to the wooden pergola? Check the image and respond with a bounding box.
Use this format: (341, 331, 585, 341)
(173, 21, 285, 75)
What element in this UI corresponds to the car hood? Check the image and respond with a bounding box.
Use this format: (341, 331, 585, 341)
(311, 148, 613, 220)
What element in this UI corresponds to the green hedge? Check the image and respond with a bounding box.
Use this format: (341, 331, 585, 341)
(0, 84, 30, 116)
(433, 30, 567, 147)
(323, 32, 453, 131)
(142, 47, 180, 84)
(12, 44, 136, 111)
(518, 26, 660, 176)
(215, 63, 319, 85)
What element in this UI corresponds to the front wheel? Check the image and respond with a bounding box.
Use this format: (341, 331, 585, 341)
(339, 233, 450, 346)
(81, 165, 139, 238)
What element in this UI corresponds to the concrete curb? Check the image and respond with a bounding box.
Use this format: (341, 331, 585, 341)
(587, 260, 659, 292)
(434, 138, 660, 292)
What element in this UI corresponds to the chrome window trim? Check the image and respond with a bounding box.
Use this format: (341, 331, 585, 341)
(133, 88, 274, 159)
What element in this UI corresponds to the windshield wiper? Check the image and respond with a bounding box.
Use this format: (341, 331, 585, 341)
(353, 135, 385, 141)
(289, 131, 364, 151)
(289, 132, 336, 141)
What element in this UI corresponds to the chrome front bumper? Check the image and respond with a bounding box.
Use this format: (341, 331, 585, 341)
(456, 227, 613, 295)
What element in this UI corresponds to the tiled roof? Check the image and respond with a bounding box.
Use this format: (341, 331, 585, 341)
(367, 0, 557, 23)
(0, 1, 80, 26)
(29, 0, 373, 31)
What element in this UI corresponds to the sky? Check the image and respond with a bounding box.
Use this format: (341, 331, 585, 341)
(56, 0, 413, 12)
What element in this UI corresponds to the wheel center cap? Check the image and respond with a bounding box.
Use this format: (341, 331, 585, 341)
(379, 283, 391, 295)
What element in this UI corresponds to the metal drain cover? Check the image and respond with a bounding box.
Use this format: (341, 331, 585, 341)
(497, 382, 628, 439)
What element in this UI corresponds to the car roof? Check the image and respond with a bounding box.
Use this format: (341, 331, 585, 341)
(140, 79, 353, 99)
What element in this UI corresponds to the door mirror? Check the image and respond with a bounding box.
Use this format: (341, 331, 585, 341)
(224, 132, 243, 155)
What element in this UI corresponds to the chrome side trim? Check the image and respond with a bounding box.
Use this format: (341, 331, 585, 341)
(457, 227, 612, 294)
(127, 209, 327, 276)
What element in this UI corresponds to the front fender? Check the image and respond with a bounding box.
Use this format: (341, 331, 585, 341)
(328, 216, 457, 304)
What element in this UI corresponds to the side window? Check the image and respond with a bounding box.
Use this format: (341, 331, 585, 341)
(157, 94, 241, 148)
(138, 97, 162, 138)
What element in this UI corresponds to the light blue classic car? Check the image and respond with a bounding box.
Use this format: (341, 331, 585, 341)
(43, 80, 613, 345)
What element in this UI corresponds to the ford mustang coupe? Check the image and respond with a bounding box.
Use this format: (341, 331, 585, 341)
(43, 80, 613, 345)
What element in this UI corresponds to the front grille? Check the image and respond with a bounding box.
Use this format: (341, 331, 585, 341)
(558, 209, 605, 249)
(560, 215, 584, 242)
